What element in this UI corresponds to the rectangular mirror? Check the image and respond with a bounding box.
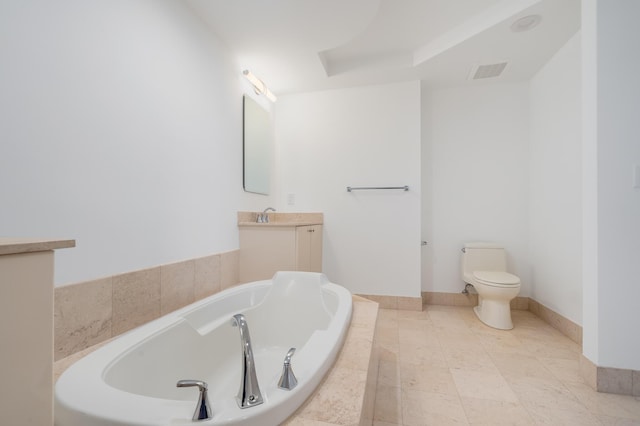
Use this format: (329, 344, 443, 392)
(243, 95, 272, 195)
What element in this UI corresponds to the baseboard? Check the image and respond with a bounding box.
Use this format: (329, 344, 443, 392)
(580, 354, 640, 396)
(421, 291, 529, 310)
(527, 298, 582, 345)
(357, 294, 423, 311)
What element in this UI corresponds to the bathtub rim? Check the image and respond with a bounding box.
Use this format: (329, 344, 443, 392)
(54, 274, 352, 426)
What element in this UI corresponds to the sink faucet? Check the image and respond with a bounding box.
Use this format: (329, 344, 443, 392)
(256, 207, 276, 223)
(230, 314, 263, 408)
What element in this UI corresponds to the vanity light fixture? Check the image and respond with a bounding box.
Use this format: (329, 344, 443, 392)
(243, 70, 277, 102)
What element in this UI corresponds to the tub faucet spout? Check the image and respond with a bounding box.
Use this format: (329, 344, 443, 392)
(231, 313, 264, 408)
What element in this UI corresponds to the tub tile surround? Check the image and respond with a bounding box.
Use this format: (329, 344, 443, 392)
(54, 295, 380, 426)
(194, 253, 221, 299)
(54, 277, 113, 359)
(55, 251, 231, 361)
(282, 295, 379, 426)
(160, 260, 195, 315)
(220, 249, 239, 290)
(112, 266, 161, 336)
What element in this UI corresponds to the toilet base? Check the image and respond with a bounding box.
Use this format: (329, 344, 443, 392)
(473, 299, 514, 330)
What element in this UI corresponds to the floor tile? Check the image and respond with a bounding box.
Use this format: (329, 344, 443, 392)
(402, 389, 469, 425)
(526, 405, 602, 425)
(444, 345, 500, 373)
(538, 356, 585, 384)
(451, 369, 520, 403)
(378, 359, 402, 387)
(490, 353, 556, 381)
(400, 362, 458, 395)
(460, 396, 534, 425)
(374, 384, 402, 424)
(372, 305, 640, 426)
(566, 382, 640, 419)
(597, 415, 640, 425)
(508, 375, 587, 413)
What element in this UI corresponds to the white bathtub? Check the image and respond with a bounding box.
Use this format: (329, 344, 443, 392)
(55, 271, 352, 426)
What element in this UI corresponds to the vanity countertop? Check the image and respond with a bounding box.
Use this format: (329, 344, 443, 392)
(0, 238, 76, 256)
(237, 212, 323, 227)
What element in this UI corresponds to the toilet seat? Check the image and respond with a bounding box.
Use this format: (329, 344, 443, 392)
(473, 271, 520, 288)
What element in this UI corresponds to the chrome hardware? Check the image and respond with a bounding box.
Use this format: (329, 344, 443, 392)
(461, 247, 466, 253)
(176, 380, 213, 421)
(462, 283, 474, 294)
(256, 207, 276, 223)
(231, 314, 264, 408)
(421, 241, 428, 246)
(347, 185, 409, 192)
(278, 348, 298, 390)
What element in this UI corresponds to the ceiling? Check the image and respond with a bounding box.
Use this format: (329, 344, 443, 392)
(187, 0, 581, 96)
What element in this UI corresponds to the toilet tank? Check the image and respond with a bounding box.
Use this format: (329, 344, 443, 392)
(461, 242, 507, 277)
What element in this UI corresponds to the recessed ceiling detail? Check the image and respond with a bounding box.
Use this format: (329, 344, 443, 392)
(187, 0, 581, 93)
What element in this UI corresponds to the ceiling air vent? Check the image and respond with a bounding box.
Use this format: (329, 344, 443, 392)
(469, 62, 508, 80)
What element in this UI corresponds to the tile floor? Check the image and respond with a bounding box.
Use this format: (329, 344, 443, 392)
(373, 305, 640, 425)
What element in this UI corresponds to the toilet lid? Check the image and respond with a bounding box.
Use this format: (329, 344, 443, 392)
(473, 271, 520, 287)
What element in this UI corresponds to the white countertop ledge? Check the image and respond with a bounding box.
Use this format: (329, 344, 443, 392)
(237, 221, 322, 227)
(237, 211, 323, 227)
(0, 238, 76, 256)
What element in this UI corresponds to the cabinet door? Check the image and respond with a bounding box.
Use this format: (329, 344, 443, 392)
(239, 227, 296, 283)
(296, 225, 322, 272)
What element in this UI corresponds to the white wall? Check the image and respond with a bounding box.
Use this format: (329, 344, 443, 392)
(274, 81, 422, 297)
(0, 1, 276, 285)
(583, 0, 640, 371)
(422, 83, 530, 294)
(581, 0, 599, 363)
(529, 32, 582, 324)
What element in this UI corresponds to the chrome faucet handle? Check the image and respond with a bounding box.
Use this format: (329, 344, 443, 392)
(278, 347, 298, 390)
(262, 207, 276, 223)
(176, 380, 213, 421)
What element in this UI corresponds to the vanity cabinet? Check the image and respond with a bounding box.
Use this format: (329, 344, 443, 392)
(295, 225, 323, 272)
(238, 223, 323, 283)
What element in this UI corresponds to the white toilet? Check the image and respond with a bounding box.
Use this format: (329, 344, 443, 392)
(461, 242, 521, 330)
